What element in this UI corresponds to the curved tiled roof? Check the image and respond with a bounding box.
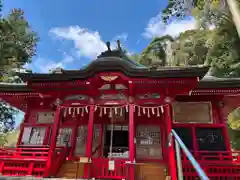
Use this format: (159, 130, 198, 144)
(198, 76, 240, 88)
(13, 47, 209, 82)
(1, 75, 240, 92)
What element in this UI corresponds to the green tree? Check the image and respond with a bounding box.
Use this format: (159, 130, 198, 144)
(171, 29, 210, 66)
(161, 0, 240, 147)
(139, 30, 210, 68)
(140, 35, 174, 67)
(160, 0, 240, 77)
(0, 8, 38, 81)
(0, 1, 38, 145)
(228, 108, 240, 149)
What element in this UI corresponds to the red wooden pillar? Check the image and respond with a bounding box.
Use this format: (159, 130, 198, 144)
(84, 105, 95, 178)
(129, 104, 135, 180)
(45, 107, 61, 177)
(165, 104, 177, 180)
(49, 107, 61, 151)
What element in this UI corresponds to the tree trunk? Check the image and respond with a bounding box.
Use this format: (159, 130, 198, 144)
(226, 0, 240, 37)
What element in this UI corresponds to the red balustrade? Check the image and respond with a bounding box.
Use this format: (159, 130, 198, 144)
(181, 150, 240, 164)
(183, 164, 240, 179)
(91, 158, 129, 179)
(0, 147, 49, 160)
(0, 146, 68, 177)
(181, 151, 240, 179)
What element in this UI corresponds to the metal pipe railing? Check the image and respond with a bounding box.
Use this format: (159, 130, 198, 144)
(171, 129, 209, 180)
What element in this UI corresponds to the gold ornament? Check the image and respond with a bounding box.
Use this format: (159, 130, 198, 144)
(100, 76, 118, 82)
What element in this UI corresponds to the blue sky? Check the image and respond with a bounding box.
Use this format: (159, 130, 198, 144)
(4, 0, 196, 74)
(4, 0, 196, 126)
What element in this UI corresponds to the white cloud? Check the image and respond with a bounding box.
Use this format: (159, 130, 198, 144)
(25, 53, 74, 73)
(62, 52, 74, 63)
(50, 26, 128, 58)
(50, 26, 106, 58)
(112, 33, 128, 42)
(143, 13, 197, 38)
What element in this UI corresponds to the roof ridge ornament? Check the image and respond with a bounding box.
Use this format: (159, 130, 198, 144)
(106, 41, 111, 52)
(98, 40, 123, 58)
(117, 40, 122, 51)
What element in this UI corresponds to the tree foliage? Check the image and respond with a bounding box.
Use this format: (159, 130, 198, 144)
(136, 0, 240, 148)
(159, 0, 240, 77)
(0, 1, 38, 145)
(0, 8, 38, 81)
(140, 35, 174, 67)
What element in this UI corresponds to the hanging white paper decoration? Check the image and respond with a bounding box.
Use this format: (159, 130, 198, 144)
(72, 108, 76, 117)
(85, 106, 88, 113)
(95, 105, 128, 118)
(61, 106, 90, 117)
(63, 108, 67, 117)
(81, 107, 84, 116)
(77, 107, 80, 115)
(125, 105, 129, 112)
(134, 105, 165, 117)
(61, 104, 166, 118)
(68, 107, 72, 115)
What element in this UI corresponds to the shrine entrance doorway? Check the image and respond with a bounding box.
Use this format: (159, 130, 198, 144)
(104, 125, 129, 158)
(91, 125, 129, 179)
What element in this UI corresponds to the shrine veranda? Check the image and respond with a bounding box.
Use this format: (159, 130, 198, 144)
(0, 48, 240, 180)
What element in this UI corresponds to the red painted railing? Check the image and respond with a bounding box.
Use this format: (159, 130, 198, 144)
(91, 158, 128, 179)
(181, 151, 240, 164)
(0, 146, 67, 177)
(0, 147, 50, 177)
(0, 147, 49, 159)
(183, 164, 240, 179)
(181, 151, 240, 179)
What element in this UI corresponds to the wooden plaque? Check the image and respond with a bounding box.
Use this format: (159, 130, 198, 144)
(172, 102, 212, 123)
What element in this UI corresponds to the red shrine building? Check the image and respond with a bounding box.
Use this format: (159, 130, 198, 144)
(0, 43, 240, 180)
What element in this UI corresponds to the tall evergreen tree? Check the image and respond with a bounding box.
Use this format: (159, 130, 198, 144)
(0, 1, 38, 145)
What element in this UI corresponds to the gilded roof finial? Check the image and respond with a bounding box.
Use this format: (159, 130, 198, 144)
(106, 41, 111, 51)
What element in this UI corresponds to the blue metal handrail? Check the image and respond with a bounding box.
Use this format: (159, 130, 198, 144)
(171, 129, 209, 180)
